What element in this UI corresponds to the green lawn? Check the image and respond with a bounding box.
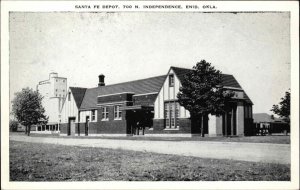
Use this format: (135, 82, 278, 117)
(11, 132, 290, 144)
(10, 141, 290, 181)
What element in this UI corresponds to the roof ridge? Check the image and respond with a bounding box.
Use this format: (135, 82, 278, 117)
(170, 66, 191, 70)
(87, 74, 167, 90)
(171, 66, 234, 76)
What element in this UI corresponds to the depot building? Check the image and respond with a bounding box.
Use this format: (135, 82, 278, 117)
(59, 66, 253, 137)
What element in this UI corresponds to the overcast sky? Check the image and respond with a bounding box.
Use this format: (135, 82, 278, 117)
(9, 12, 290, 115)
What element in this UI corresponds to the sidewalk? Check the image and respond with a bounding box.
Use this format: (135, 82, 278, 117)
(10, 135, 290, 164)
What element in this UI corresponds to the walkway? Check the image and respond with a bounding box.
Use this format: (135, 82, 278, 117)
(10, 135, 290, 164)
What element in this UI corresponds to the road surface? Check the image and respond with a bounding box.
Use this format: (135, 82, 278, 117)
(10, 135, 290, 164)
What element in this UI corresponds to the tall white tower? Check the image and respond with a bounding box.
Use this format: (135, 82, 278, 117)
(36, 72, 67, 132)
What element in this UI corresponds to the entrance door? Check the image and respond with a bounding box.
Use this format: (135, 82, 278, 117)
(222, 106, 237, 136)
(126, 110, 133, 135)
(85, 116, 89, 136)
(126, 110, 149, 136)
(69, 118, 76, 136)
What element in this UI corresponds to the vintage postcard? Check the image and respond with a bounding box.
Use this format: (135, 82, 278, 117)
(1, 1, 299, 190)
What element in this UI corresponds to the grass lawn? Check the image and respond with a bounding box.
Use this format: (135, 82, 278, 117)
(10, 140, 290, 181)
(12, 132, 290, 144)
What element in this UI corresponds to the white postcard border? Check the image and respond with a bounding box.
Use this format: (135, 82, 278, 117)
(1, 1, 299, 190)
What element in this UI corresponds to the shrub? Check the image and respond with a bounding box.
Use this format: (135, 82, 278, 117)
(10, 120, 19, 132)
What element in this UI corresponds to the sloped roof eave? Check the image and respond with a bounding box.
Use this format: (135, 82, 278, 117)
(69, 87, 87, 108)
(171, 66, 253, 104)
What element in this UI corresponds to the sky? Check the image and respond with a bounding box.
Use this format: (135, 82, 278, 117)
(9, 12, 290, 115)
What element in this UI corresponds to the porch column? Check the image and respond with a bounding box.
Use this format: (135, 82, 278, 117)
(236, 102, 244, 136)
(231, 108, 234, 135)
(208, 114, 223, 137)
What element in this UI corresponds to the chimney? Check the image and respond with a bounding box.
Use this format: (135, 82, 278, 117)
(98, 74, 105, 87)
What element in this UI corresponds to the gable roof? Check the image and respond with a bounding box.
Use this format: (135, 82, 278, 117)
(69, 87, 87, 108)
(171, 66, 252, 104)
(75, 66, 253, 110)
(253, 113, 286, 123)
(253, 113, 272, 123)
(80, 75, 166, 110)
(171, 66, 243, 88)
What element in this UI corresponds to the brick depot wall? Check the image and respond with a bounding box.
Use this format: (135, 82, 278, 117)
(75, 123, 78, 134)
(60, 105, 128, 135)
(133, 93, 157, 106)
(60, 123, 68, 134)
(76, 123, 86, 135)
(87, 105, 127, 134)
(146, 118, 191, 134)
(79, 123, 86, 134)
(89, 120, 127, 134)
(60, 121, 127, 135)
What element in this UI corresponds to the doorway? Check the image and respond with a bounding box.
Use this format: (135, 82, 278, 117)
(68, 117, 76, 136)
(222, 104, 237, 136)
(126, 109, 153, 136)
(85, 116, 89, 136)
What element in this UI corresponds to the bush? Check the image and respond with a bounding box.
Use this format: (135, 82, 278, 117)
(10, 120, 19, 132)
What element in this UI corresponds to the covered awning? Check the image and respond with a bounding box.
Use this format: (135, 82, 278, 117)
(120, 105, 154, 111)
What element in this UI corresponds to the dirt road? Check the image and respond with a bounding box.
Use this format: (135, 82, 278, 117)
(10, 135, 290, 164)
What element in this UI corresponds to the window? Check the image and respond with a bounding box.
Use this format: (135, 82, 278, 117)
(164, 104, 169, 127)
(91, 110, 96, 121)
(170, 104, 175, 127)
(102, 107, 109, 121)
(169, 74, 174, 87)
(164, 102, 180, 129)
(175, 102, 180, 118)
(114, 105, 122, 120)
(68, 92, 71, 101)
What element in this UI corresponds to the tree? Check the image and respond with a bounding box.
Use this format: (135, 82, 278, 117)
(271, 90, 290, 124)
(11, 87, 48, 136)
(177, 60, 234, 137)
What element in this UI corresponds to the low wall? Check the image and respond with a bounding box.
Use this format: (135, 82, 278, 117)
(144, 118, 191, 134)
(59, 120, 127, 136)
